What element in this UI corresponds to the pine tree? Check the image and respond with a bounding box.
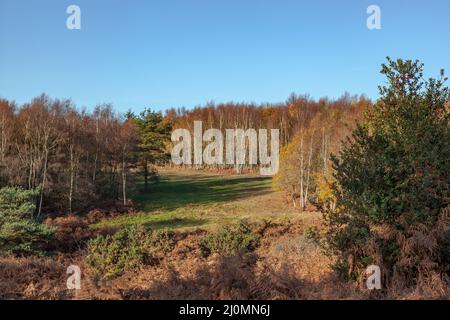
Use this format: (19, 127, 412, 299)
(133, 109, 172, 191)
(0, 187, 54, 256)
(327, 58, 450, 287)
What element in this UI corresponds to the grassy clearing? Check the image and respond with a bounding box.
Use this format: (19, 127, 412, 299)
(93, 169, 316, 232)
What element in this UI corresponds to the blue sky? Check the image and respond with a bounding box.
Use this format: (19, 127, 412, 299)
(1, 0, 449, 113)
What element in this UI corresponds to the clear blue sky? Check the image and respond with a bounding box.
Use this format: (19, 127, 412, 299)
(1, 0, 449, 113)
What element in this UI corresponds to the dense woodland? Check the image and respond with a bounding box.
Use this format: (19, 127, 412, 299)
(0, 98, 137, 214)
(0, 93, 371, 215)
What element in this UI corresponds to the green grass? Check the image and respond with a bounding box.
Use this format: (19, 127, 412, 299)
(93, 170, 306, 232)
(133, 171, 272, 212)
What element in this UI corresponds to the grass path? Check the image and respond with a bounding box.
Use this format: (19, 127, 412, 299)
(94, 169, 316, 231)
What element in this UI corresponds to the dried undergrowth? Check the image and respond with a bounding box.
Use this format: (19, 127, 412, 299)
(0, 255, 73, 299)
(1, 219, 448, 300)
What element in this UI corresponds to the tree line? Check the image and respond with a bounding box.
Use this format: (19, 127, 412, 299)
(273, 95, 371, 210)
(0, 93, 372, 215)
(167, 94, 372, 174)
(0, 96, 172, 215)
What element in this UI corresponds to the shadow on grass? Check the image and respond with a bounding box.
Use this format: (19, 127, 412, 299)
(133, 172, 272, 213)
(142, 217, 208, 230)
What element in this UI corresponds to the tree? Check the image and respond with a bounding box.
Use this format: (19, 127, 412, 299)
(327, 58, 450, 290)
(133, 109, 172, 191)
(0, 95, 143, 215)
(118, 117, 138, 206)
(273, 95, 368, 210)
(0, 99, 15, 186)
(0, 187, 54, 256)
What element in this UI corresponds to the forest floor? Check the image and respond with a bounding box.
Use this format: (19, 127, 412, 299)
(3, 169, 357, 300)
(93, 169, 319, 232)
(79, 170, 362, 300)
(4, 169, 434, 299)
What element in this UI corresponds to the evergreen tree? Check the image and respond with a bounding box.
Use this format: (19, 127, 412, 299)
(133, 109, 172, 191)
(327, 58, 450, 287)
(0, 187, 54, 256)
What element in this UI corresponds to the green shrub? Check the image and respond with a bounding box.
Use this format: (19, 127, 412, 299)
(327, 58, 450, 287)
(85, 226, 144, 280)
(303, 226, 323, 247)
(0, 187, 55, 256)
(200, 221, 260, 257)
(144, 229, 175, 262)
(85, 225, 175, 280)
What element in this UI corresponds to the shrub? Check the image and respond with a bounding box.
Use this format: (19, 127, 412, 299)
(0, 187, 54, 256)
(0, 255, 69, 299)
(45, 214, 117, 252)
(327, 58, 450, 292)
(144, 229, 175, 262)
(85, 225, 175, 280)
(200, 221, 260, 257)
(303, 226, 322, 247)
